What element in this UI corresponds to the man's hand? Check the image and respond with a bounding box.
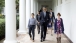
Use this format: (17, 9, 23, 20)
(38, 22, 40, 24)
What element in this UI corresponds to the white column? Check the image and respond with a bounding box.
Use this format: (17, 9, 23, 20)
(34, 0, 37, 16)
(34, 0, 38, 18)
(37, 0, 38, 13)
(58, 0, 61, 5)
(18, 0, 26, 34)
(35, 0, 38, 15)
(31, 0, 34, 13)
(26, 0, 31, 29)
(4, 0, 17, 43)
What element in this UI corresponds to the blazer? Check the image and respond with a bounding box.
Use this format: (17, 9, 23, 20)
(36, 14, 40, 22)
(54, 18, 64, 33)
(49, 12, 55, 22)
(40, 11, 50, 25)
(52, 12, 55, 19)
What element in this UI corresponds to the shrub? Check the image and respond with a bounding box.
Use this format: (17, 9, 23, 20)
(16, 15, 19, 29)
(16, 19, 19, 30)
(0, 14, 5, 19)
(0, 21, 5, 40)
(0, 15, 19, 40)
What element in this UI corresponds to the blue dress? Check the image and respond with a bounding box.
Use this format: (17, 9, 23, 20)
(47, 18, 52, 28)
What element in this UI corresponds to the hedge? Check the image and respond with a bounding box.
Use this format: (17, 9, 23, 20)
(0, 14, 5, 19)
(0, 15, 19, 40)
(0, 22, 5, 40)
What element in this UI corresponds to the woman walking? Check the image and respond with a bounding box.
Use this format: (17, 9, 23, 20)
(54, 13, 64, 43)
(47, 14, 53, 36)
(36, 11, 41, 34)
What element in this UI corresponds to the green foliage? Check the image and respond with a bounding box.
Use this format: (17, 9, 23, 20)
(16, 15, 19, 29)
(0, 18, 5, 40)
(0, 15, 19, 40)
(16, 0, 19, 11)
(0, 0, 5, 14)
(16, 0, 19, 5)
(0, 14, 5, 19)
(0, 0, 5, 7)
(0, 21, 5, 38)
(0, 0, 19, 13)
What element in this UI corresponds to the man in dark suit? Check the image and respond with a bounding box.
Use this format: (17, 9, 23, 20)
(40, 7, 50, 42)
(45, 8, 50, 34)
(49, 9, 55, 23)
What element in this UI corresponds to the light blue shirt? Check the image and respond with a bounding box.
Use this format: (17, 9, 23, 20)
(43, 11, 46, 17)
(28, 18, 37, 27)
(50, 12, 52, 15)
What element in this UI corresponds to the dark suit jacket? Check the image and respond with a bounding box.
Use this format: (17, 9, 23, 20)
(36, 14, 40, 22)
(54, 18, 64, 33)
(49, 12, 55, 22)
(52, 12, 55, 19)
(40, 11, 50, 25)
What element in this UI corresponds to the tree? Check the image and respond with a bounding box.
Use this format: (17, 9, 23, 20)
(16, 0, 19, 11)
(0, 0, 19, 14)
(0, 0, 5, 14)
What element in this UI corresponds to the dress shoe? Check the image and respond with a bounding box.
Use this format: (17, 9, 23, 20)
(38, 31, 40, 34)
(51, 34, 53, 36)
(30, 38, 32, 40)
(40, 40, 43, 42)
(32, 40, 35, 42)
(43, 39, 45, 41)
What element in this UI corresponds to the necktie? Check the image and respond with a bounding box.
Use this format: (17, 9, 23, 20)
(44, 12, 46, 17)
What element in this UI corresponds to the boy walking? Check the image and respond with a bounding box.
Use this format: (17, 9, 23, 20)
(28, 13, 37, 42)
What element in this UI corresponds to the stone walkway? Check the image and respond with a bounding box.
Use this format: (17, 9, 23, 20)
(17, 29, 70, 43)
(0, 39, 5, 43)
(0, 29, 70, 43)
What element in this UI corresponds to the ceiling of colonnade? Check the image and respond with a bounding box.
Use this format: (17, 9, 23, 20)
(38, 0, 52, 1)
(38, 0, 52, 11)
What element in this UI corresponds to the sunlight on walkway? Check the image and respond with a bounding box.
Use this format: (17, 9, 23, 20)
(17, 29, 70, 43)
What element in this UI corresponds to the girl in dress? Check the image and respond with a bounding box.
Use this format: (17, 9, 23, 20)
(36, 11, 40, 34)
(47, 13, 53, 36)
(54, 13, 64, 43)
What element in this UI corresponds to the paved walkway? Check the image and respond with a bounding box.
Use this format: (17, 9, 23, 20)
(17, 29, 70, 43)
(0, 29, 70, 43)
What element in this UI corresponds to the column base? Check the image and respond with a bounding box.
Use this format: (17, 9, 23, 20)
(18, 30, 28, 34)
(4, 40, 18, 43)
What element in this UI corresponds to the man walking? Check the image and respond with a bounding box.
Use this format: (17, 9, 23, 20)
(40, 7, 50, 42)
(49, 9, 55, 23)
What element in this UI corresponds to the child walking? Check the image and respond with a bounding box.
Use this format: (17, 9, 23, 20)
(28, 13, 37, 42)
(54, 13, 64, 43)
(47, 14, 53, 36)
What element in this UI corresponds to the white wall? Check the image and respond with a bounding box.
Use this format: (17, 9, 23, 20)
(52, 0, 76, 43)
(70, 0, 76, 43)
(38, 0, 76, 43)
